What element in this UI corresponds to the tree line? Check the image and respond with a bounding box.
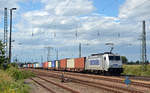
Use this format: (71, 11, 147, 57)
(121, 56, 149, 64)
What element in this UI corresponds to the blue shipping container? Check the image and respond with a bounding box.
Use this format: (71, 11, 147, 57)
(39, 62, 42, 67)
(51, 61, 55, 67)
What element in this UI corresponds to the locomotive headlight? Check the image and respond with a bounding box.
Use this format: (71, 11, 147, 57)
(110, 64, 122, 68)
(118, 65, 122, 68)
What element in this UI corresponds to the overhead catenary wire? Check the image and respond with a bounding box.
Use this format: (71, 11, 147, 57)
(14, 0, 150, 62)
(46, 0, 73, 40)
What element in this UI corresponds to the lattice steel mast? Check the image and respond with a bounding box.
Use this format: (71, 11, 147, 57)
(4, 8, 8, 58)
(142, 20, 147, 71)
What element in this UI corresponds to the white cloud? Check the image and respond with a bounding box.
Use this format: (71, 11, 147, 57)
(119, 0, 150, 20)
(41, 0, 95, 16)
(5, 0, 150, 61)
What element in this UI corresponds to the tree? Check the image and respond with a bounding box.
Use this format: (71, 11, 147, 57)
(135, 60, 140, 64)
(0, 40, 8, 69)
(121, 56, 128, 64)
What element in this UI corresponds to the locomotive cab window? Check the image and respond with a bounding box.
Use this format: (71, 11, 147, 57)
(115, 56, 120, 60)
(109, 56, 120, 61)
(109, 56, 114, 60)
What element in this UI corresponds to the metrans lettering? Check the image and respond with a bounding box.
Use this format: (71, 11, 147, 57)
(90, 60, 99, 65)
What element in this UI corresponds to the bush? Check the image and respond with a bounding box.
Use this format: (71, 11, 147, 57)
(0, 70, 30, 93)
(122, 65, 150, 76)
(0, 66, 34, 93)
(6, 66, 35, 80)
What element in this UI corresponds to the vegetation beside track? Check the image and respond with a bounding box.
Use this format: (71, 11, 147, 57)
(122, 64, 150, 76)
(0, 40, 35, 93)
(0, 66, 34, 93)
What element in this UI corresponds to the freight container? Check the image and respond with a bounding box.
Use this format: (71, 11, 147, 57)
(35, 63, 39, 68)
(32, 64, 34, 68)
(74, 57, 86, 71)
(39, 63, 42, 68)
(33, 64, 36, 68)
(28, 64, 30, 68)
(67, 58, 75, 71)
(23, 64, 27, 68)
(43, 62, 48, 69)
(51, 61, 55, 70)
(60, 59, 67, 70)
(29, 64, 32, 68)
(55, 60, 60, 70)
(34, 63, 39, 68)
(48, 61, 52, 69)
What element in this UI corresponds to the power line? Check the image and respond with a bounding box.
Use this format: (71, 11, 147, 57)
(127, 0, 148, 11)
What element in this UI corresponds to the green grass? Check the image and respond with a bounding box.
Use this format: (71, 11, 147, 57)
(122, 64, 150, 76)
(0, 67, 34, 93)
(6, 67, 35, 80)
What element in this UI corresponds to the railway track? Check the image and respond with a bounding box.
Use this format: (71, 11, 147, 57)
(28, 69, 148, 93)
(30, 69, 150, 88)
(59, 71, 150, 88)
(36, 73, 145, 93)
(31, 77, 80, 93)
(37, 75, 122, 93)
(121, 75, 150, 81)
(31, 78, 56, 93)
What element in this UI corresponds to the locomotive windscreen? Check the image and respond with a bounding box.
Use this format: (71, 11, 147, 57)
(109, 56, 120, 61)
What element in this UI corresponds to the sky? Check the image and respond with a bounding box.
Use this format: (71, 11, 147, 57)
(0, 0, 150, 63)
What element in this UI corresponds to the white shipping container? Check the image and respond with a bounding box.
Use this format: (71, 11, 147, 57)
(23, 65, 26, 68)
(48, 61, 52, 67)
(56, 60, 58, 68)
(67, 58, 75, 68)
(35, 63, 39, 68)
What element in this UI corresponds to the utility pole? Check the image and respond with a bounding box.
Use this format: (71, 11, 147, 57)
(4, 8, 8, 58)
(79, 43, 81, 58)
(56, 48, 58, 60)
(9, 8, 17, 63)
(45, 46, 53, 61)
(142, 20, 147, 71)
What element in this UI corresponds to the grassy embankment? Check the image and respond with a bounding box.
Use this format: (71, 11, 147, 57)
(0, 66, 34, 93)
(122, 64, 150, 76)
